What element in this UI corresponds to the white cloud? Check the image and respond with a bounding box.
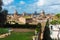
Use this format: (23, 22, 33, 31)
(36, 0, 44, 6)
(2, 6, 7, 9)
(33, 0, 60, 13)
(9, 6, 16, 9)
(20, 1, 25, 5)
(3, 0, 14, 5)
(8, 6, 21, 11)
(35, 0, 60, 7)
(49, 5, 60, 10)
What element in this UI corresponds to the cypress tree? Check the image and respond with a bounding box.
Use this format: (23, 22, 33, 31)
(43, 19, 52, 40)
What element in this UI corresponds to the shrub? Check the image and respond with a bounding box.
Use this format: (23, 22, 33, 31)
(35, 23, 42, 33)
(4, 23, 37, 29)
(50, 20, 60, 25)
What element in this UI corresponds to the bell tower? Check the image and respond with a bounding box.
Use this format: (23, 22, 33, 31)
(40, 10, 46, 18)
(14, 9, 18, 15)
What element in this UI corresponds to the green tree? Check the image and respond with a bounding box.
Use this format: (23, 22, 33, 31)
(50, 19, 60, 25)
(2, 9, 8, 23)
(0, 0, 3, 11)
(58, 20, 60, 24)
(0, 0, 3, 27)
(36, 23, 42, 40)
(43, 19, 52, 40)
(50, 20, 57, 25)
(55, 13, 60, 18)
(36, 23, 42, 33)
(0, 0, 8, 27)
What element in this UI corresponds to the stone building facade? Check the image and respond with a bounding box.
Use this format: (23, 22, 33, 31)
(7, 10, 33, 24)
(7, 10, 54, 24)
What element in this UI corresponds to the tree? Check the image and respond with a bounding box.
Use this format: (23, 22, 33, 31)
(43, 19, 52, 40)
(35, 23, 41, 35)
(2, 9, 8, 23)
(50, 20, 57, 25)
(36, 23, 42, 33)
(36, 23, 42, 40)
(55, 13, 60, 18)
(50, 20, 60, 25)
(0, 0, 3, 11)
(0, 0, 3, 27)
(0, 0, 8, 27)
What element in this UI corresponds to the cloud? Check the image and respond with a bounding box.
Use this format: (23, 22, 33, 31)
(36, 0, 44, 6)
(35, 0, 60, 7)
(48, 5, 60, 12)
(50, 5, 60, 9)
(2, 0, 60, 13)
(20, 1, 25, 5)
(41, 5, 60, 13)
(9, 6, 16, 9)
(3, 0, 14, 5)
(8, 6, 21, 13)
(32, 0, 60, 13)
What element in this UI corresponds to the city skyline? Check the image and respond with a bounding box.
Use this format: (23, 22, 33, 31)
(2, 0, 60, 14)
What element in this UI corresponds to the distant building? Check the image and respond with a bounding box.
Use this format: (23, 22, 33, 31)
(22, 12, 26, 16)
(7, 10, 54, 24)
(19, 17, 26, 24)
(7, 10, 33, 24)
(19, 17, 33, 24)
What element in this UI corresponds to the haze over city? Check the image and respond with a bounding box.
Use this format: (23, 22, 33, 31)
(2, 0, 60, 14)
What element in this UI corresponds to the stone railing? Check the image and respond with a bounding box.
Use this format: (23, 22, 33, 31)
(0, 33, 11, 38)
(32, 35, 38, 40)
(0, 29, 13, 38)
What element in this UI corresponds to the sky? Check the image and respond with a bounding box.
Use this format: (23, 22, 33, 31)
(2, 0, 60, 14)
